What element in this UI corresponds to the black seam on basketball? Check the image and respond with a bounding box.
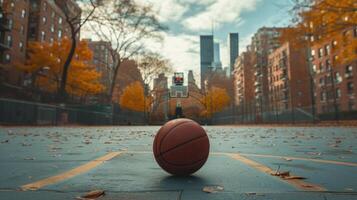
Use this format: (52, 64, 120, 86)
(158, 136, 209, 166)
(158, 134, 208, 156)
(156, 120, 196, 155)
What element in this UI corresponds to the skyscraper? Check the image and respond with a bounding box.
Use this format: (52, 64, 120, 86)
(228, 33, 239, 76)
(200, 35, 214, 89)
(213, 42, 222, 70)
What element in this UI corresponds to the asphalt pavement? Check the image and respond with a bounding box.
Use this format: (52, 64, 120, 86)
(0, 126, 356, 200)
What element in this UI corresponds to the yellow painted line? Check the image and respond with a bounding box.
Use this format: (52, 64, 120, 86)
(21, 152, 123, 191)
(211, 152, 357, 167)
(223, 153, 327, 192)
(240, 153, 357, 167)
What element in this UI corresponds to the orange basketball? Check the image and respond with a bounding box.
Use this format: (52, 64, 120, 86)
(153, 118, 210, 175)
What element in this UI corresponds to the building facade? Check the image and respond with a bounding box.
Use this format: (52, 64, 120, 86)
(268, 42, 312, 113)
(233, 47, 255, 108)
(85, 39, 114, 94)
(251, 27, 284, 115)
(0, 0, 30, 85)
(0, 0, 81, 87)
(228, 33, 239, 76)
(28, 0, 80, 43)
(200, 35, 214, 89)
(311, 28, 357, 115)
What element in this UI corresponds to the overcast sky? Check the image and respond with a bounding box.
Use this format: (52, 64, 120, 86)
(83, 0, 294, 81)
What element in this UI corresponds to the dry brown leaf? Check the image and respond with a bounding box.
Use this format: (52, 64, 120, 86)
(81, 190, 105, 199)
(202, 186, 224, 193)
(283, 176, 306, 180)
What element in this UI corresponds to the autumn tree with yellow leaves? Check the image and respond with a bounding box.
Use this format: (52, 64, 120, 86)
(200, 87, 230, 118)
(281, 0, 357, 65)
(120, 81, 152, 113)
(17, 39, 104, 98)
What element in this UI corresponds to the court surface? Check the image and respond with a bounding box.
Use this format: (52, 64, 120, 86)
(0, 126, 356, 199)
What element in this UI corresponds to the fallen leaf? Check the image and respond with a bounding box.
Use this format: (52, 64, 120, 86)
(202, 186, 224, 193)
(80, 190, 105, 199)
(1, 140, 9, 144)
(283, 176, 306, 180)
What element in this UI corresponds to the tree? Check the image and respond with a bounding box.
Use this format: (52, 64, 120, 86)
(120, 81, 151, 112)
(18, 39, 104, 98)
(54, 0, 102, 100)
(201, 87, 230, 118)
(87, 0, 167, 100)
(137, 52, 172, 123)
(283, 0, 357, 65)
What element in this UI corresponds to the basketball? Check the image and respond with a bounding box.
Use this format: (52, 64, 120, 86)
(153, 118, 210, 175)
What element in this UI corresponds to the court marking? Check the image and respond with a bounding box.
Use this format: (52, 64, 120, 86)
(129, 151, 357, 167)
(239, 153, 357, 167)
(21, 151, 123, 191)
(220, 153, 327, 192)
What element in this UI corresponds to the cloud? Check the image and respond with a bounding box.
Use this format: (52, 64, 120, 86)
(182, 0, 259, 31)
(136, 0, 188, 22)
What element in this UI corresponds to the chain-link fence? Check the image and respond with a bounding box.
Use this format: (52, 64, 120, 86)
(0, 98, 145, 125)
(212, 103, 357, 125)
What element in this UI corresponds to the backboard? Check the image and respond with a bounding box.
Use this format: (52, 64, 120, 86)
(170, 85, 189, 98)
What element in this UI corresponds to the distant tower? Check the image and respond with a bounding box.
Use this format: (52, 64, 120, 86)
(213, 42, 222, 70)
(228, 33, 239, 76)
(200, 35, 214, 89)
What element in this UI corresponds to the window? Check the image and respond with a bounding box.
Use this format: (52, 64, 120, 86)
(336, 88, 341, 98)
(51, 12, 55, 18)
(41, 31, 45, 41)
(298, 91, 302, 97)
(5, 53, 10, 62)
(50, 38, 54, 44)
(325, 44, 330, 55)
(335, 72, 342, 83)
(50, 24, 55, 32)
(20, 25, 24, 34)
(19, 42, 24, 52)
(347, 82, 354, 94)
(43, 2, 47, 11)
(326, 59, 331, 71)
(319, 77, 325, 86)
(333, 55, 339, 62)
(58, 30, 62, 38)
(346, 65, 353, 78)
(7, 35, 12, 47)
(311, 49, 316, 57)
(318, 48, 324, 58)
(319, 62, 324, 72)
(58, 17, 63, 24)
(21, 9, 26, 18)
(332, 40, 338, 47)
(42, 17, 46, 24)
(348, 102, 355, 111)
(312, 64, 317, 73)
(8, 19, 13, 29)
(321, 91, 327, 101)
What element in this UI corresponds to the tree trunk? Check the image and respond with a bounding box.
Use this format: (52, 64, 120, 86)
(109, 59, 122, 102)
(58, 33, 77, 102)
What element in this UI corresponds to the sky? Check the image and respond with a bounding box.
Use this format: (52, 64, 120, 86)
(83, 0, 295, 82)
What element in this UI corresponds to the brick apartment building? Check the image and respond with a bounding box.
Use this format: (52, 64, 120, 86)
(251, 27, 284, 114)
(0, 0, 81, 87)
(28, 0, 81, 43)
(0, 0, 29, 85)
(233, 46, 255, 108)
(267, 42, 312, 113)
(311, 27, 357, 115)
(84, 39, 115, 94)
